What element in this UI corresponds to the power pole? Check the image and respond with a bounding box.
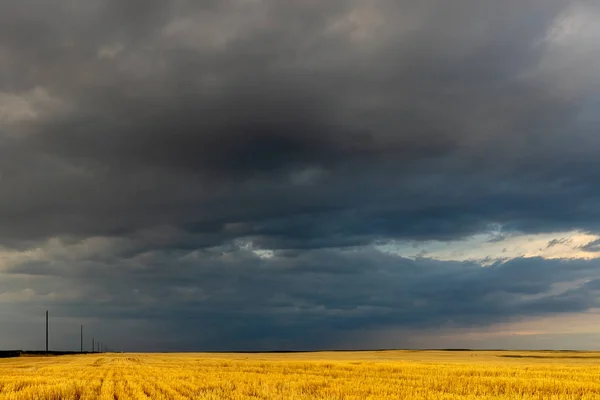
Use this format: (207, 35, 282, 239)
(45, 310, 48, 354)
(92, 337, 94, 353)
(80, 325, 83, 353)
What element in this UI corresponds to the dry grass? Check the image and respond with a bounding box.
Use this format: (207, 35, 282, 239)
(1, 350, 600, 399)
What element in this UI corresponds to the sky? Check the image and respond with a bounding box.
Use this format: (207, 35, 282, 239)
(1, 0, 600, 352)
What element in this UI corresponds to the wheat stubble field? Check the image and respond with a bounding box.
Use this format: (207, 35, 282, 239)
(1, 351, 600, 399)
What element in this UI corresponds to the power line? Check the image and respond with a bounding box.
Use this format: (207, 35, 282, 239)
(45, 310, 48, 354)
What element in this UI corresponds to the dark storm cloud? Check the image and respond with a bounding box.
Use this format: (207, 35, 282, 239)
(1, 0, 599, 246)
(2, 0, 600, 350)
(3, 246, 600, 350)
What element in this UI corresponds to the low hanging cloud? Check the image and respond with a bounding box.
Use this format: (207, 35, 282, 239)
(1, 0, 600, 350)
(581, 239, 600, 252)
(2, 241, 600, 350)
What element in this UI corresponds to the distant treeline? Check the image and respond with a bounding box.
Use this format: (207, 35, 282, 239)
(0, 351, 93, 358)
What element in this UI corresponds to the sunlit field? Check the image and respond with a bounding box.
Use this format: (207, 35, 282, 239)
(1, 350, 600, 399)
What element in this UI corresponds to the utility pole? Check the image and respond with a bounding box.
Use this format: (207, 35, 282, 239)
(92, 337, 94, 353)
(45, 310, 48, 354)
(80, 325, 83, 353)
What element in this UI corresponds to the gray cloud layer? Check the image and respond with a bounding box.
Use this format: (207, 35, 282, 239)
(3, 244, 600, 351)
(1, 0, 600, 350)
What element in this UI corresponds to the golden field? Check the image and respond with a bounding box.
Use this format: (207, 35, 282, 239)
(1, 350, 600, 399)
